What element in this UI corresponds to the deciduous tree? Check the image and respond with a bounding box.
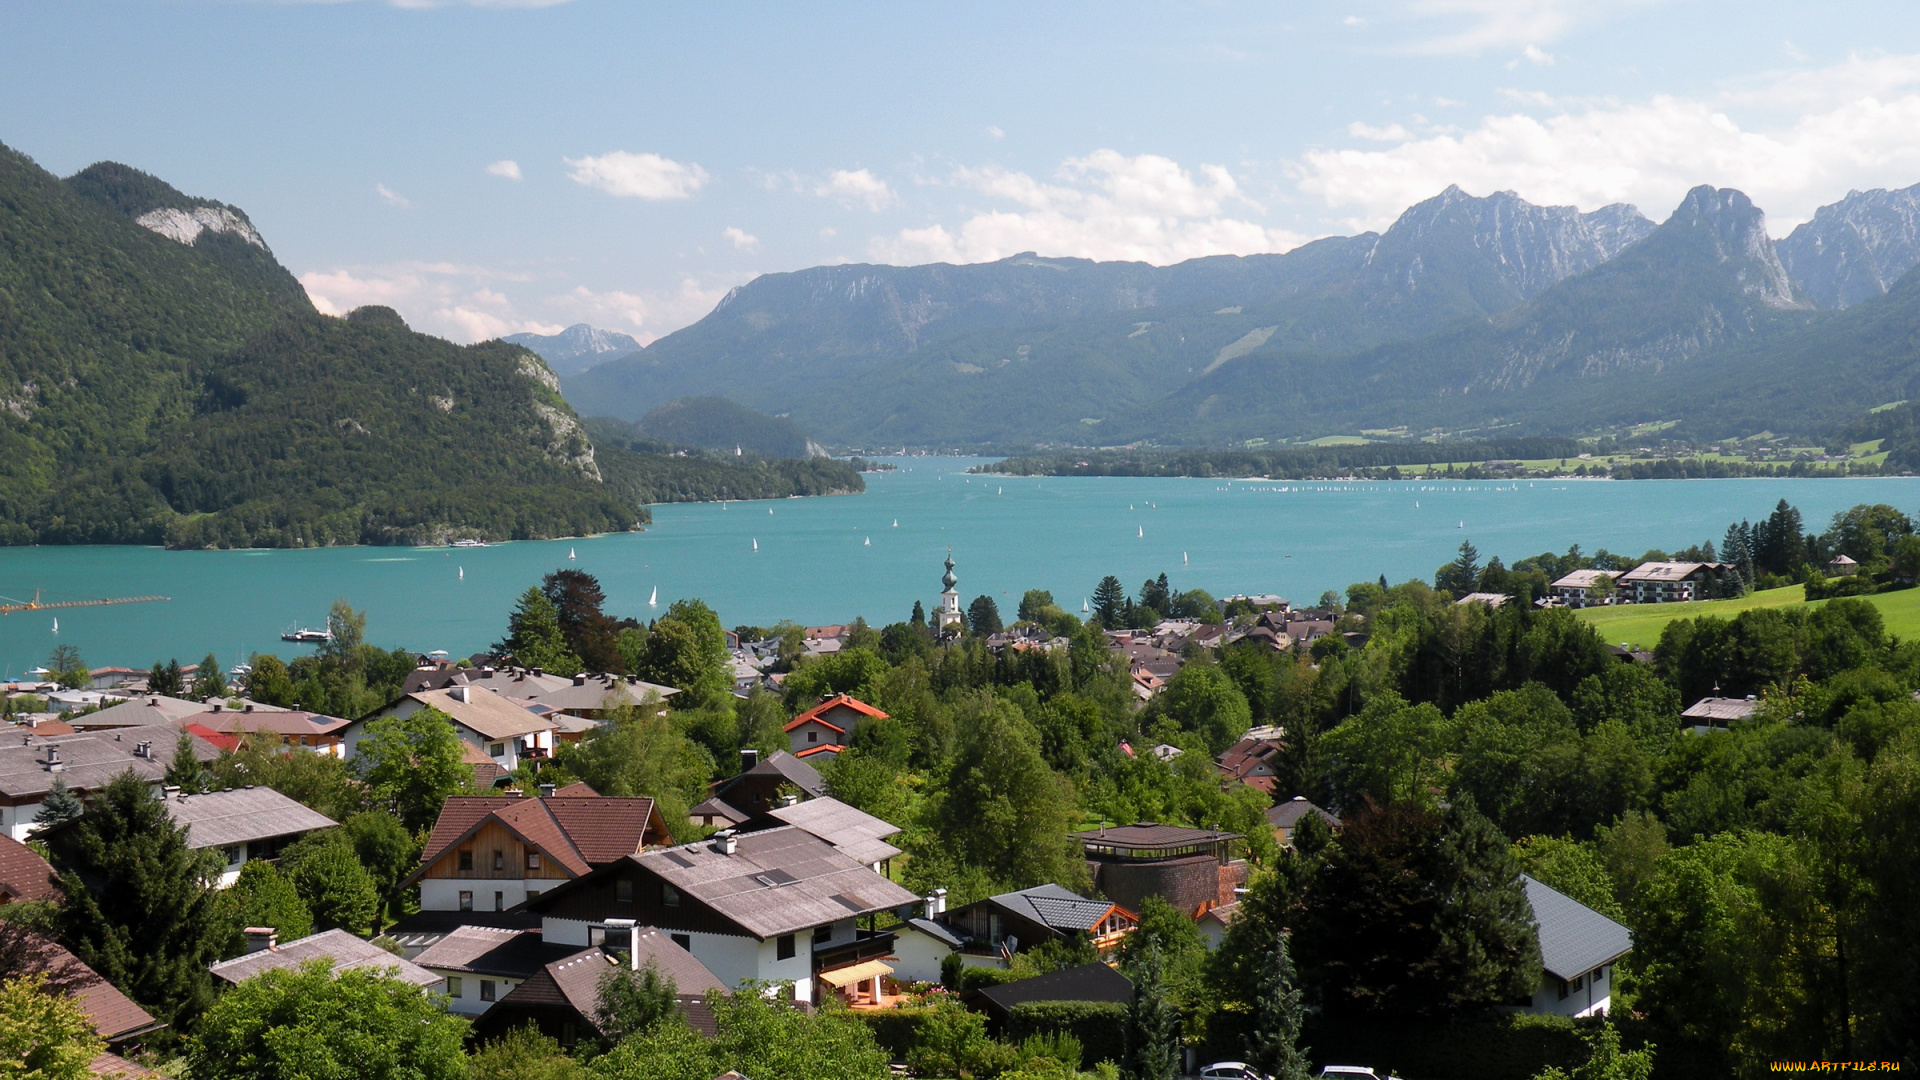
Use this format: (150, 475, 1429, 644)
(353, 707, 473, 831)
(0, 973, 104, 1080)
(190, 960, 469, 1080)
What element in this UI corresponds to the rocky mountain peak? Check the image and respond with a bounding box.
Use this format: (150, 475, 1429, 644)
(1371, 185, 1654, 301)
(1663, 186, 1798, 306)
(504, 323, 645, 377)
(1777, 181, 1920, 309)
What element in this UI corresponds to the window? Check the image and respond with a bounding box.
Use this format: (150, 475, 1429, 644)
(493, 850, 505, 871)
(224, 847, 242, 867)
(459, 891, 474, 911)
(589, 925, 606, 947)
(807, 730, 818, 743)
(662, 883, 680, 907)
(1557, 978, 1569, 1001)
(671, 933, 691, 952)
(776, 934, 795, 961)
(488, 742, 506, 758)
(494, 891, 504, 912)
(526, 889, 540, 901)
(480, 980, 496, 1002)
(526, 852, 541, 870)
(447, 977, 463, 997)
(615, 878, 634, 903)
(812, 924, 832, 946)
(458, 850, 473, 871)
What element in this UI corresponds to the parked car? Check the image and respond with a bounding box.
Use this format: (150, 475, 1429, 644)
(1317, 1067, 1404, 1080)
(1200, 1064, 1270, 1080)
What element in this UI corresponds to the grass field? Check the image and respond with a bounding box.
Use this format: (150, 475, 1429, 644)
(1574, 584, 1920, 648)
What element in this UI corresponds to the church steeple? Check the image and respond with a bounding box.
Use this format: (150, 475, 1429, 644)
(937, 549, 963, 631)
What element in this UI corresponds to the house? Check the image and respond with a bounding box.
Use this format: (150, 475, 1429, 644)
(86, 668, 145, 692)
(0, 833, 58, 903)
(1196, 901, 1239, 948)
(1216, 732, 1286, 795)
(470, 927, 727, 1045)
(760, 796, 902, 873)
(46, 690, 126, 714)
(968, 962, 1133, 1032)
(10, 934, 165, 1049)
(1073, 823, 1247, 917)
(209, 928, 442, 989)
(942, 883, 1138, 960)
(411, 925, 577, 1016)
(698, 749, 826, 821)
(0, 724, 220, 841)
(407, 791, 673, 913)
(190, 705, 350, 757)
(1612, 561, 1731, 604)
(1511, 876, 1632, 1018)
(1455, 592, 1511, 608)
(521, 674, 681, 723)
(1547, 570, 1617, 609)
(159, 786, 338, 887)
(888, 890, 960, 985)
(1266, 796, 1340, 850)
(1681, 695, 1761, 732)
(784, 694, 888, 759)
(63, 695, 214, 731)
(520, 824, 920, 1004)
(347, 685, 559, 772)
(1827, 554, 1859, 576)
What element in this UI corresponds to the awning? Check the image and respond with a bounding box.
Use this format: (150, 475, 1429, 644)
(817, 959, 893, 988)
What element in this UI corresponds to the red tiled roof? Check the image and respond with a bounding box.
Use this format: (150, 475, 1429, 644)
(0, 834, 59, 903)
(14, 936, 162, 1042)
(181, 723, 239, 753)
(550, 781, 599, 797)
(792, 744, 845, 759)
(492, 800, 593, 877)
(413, 795, 666, 885)
(785, 694, 889, 734)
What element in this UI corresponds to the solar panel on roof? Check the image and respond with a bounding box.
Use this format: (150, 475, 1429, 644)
(662, 851, 696, 868)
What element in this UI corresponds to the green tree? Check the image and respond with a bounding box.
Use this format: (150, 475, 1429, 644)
(499, 587, 584, 676)
(1242, 932, 1311, 1080)
(1151, 660, 1252, 754)
(589, 984, 892, 1080)
(967, 594, 1004, 635)
(342, 811, 420, 926)
(543, 569, 626, 673)
(1531, 1023, 1654, 1080)
(148, 658, 185, 697)
(190, 959, 469, 1080)
(1018, 589, 1057, 622)
(469, 1025, 590, 1080)
(1435, 539, 1481, 595)
(1510, 836, 1624, 920)
(192, 652, 227, 700)
(225, 859, 313, 943)
(316, 597, 367, 667)
(595, 959, 679, 1044)
(1123, 939, 1179, 1080)
(280, 832, 380, 934)
(638, 599, 732, 706)
(559, 702, 712, 824)
(32, 776, 83, 832)
(353, 707, 473, 832)
(45, 645, 87, 691)
(0, 973, 105, 1080)
(243, 653, 297, 707)
(1091, 576, 1127, 628)
(926, 693, 1086, 892)
(51, 772, 226, 1027)
(165, 733, 211, 794)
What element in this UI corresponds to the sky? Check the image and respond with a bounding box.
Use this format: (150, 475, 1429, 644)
(6, 1, 1920, 346)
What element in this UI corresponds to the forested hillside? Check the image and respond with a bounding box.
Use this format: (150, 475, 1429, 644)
(0, 143, 646, 547)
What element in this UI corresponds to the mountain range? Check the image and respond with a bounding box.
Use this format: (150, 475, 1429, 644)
(505, 323, 644, 377)
(564, 181, 1920, 447)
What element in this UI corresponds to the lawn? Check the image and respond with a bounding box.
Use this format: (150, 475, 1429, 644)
(1574, 584, 1920, 649)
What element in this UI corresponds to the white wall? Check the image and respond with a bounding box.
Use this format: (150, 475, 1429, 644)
(420, 878, 535, 913)
(890, 927, 954, 986)
(1512, 965, 1613, 1018)
(434, 972, 519, 1016)
(541, 916, 817, 997)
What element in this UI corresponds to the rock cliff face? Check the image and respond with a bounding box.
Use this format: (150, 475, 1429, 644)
(1779, 183, 1920, 309)
(504, 323, 645, 377)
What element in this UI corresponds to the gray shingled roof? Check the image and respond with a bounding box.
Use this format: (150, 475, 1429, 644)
(163, 787, 337, 850)
(1680, 697, 1761, 721)
(991, 883, 1121, 932)
(1523, 875, 1633, 980)
(904, 917, 964, 949)
(0, 724, 217, 801)
(636, 825, 919, 939)
(208, 929, 441, 987)
(412, 926, 576, 979)
(766, 796, 902, 865)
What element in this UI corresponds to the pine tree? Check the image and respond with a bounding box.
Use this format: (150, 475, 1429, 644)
(1434, 797, 1542, 1008)
(497, 586, 583, 675)
(165, 733, 210, 794)
(1124, 938, 1181, 1080)
(147, 658, 185, 697)
(34, 775, 84, 830)
(1091, 575, 1127, 628)
(52, 772, 226, 1027)
(966, 595, 1003, 635)
(191, 652, 226, 700)
(910, 600, 927, 627)
(1243, 931, 1311, 1080)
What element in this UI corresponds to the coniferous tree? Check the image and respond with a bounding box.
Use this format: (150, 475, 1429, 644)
(498, 587, 583, 675)
(191, 652, 226, 700)
(966, 595, 1003, 635)
(52, 771, 226, 1027)
(1124, 938, 1180, 1080)
(1243, 931, 1311, 1080)
(165, 733, 211, 794)
(147, 658, 185, 698)
(34, 775, 84, 831)
(910, 600, 927, 627)
(225, 859, 313, 943)
(542, 569, 626, 673)
(1091, 575, 1127, 628)
(1140, 573, 1173, 614)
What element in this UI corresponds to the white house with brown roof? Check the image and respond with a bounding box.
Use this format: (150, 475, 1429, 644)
(408, 792, 673, 913)
(1613, 561, 1731, 604)
(783, 694, 888, 759)
(1548, 569, 1618, 608)
(159, 786, 338, 887)
(0, 725, 219, 841)
(347, 685, 559, 772)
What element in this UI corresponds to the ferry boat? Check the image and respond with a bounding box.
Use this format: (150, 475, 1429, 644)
(280, 626, 334, 643)
(450, 538, 488, 548)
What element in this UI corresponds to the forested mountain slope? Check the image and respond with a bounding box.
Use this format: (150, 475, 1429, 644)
(0, 143, 641, 547)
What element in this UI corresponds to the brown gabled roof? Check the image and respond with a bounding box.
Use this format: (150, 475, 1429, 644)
(412, 795, 666, 886)
(408, 687, 555, 741)
(207, 929, 440, 987)
(89, 1052, 161, 1078)
(491, 932, 724, 1032)
(625, 825, 919, 939)
(0, 834, 59, 903)
(551, 781, 599, 797)
(12, 935, 163, 1043)
(785, 694, 889, 735)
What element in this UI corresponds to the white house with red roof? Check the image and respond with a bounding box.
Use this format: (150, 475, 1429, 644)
(783, 694, 887, 758)
(406, 790, 674, 913)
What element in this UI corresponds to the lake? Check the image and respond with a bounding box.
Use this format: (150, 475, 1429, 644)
(4, 459, 1919, 673)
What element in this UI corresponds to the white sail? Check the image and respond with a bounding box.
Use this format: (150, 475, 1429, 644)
(1183, 552, 1188, 564)
(649, 586, 658, 606)
(51, 618, 57, 634)
(752, 538, 758, 551)
(864, 537, 871, 546)
(568, 547, 576, 560)
(458, 566, 464, 580)
(1137, 525, 1144, 538)
(892, 519, 898, 528)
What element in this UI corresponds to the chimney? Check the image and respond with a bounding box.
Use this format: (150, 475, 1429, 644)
(779, 794, 798, 808)
(210, 704, 222, 713)
(739, 749, 759, 773)
(714, 829, 738, 856)
(933, 887, 947, 915)
(573, 674, 586, 686)
(242, 927, 277, 954)
(452, 686, 470, 704)
(531, 667, 544, 678)
(45, 745, 61, 771)
(244, 704, 254, 713)
(162, 785, 180, 800)
(149, 698, 159, 706)
(539, 783, 557, 798)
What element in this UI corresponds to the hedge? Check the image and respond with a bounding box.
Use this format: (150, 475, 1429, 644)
(1005, 1001, 1128, 1070)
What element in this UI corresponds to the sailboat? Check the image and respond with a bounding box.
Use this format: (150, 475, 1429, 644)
(863, 536, 871, 546)
(458, 566, 464, 580)
(50, 617, 57, 634)
(1137, 525, 1144, 538)
(752, 538, 758, 551)
(997, 487, 1003, 495)
(568, 547, 576, 560)
(1082, 598, 1090, 613)
(1458, 521, 1464, 529)
(648, 586, 658, 607)
(768, 507, 774, 515)
(1183, 552, 1188, 565)
(892, 519, 898, 528)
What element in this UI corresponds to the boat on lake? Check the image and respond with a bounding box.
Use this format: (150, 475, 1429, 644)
(280, 625, 333, 643)
(450, 538, 487, 548)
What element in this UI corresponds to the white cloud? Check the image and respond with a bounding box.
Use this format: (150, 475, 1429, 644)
(1349, 121, 1414, 141)
(297, 260, 737, 345)
(485, 159, 523, 180)
(1395, 0, 1658, 56)
(1343, 15, 1367, 25)
(1294, 52, 1920, 232)
(723, 226, 759, 250)
(564, 151, 709, 200)
(986, 125, 1006, 139)
(376, 183, 411, 207)
(816, 168, 899, 211)
(1523, 44, 1554, 65)
(874, 150, 1306, 266)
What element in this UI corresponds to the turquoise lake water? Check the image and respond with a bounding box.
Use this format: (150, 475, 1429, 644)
(4, 458, 1920, 673)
